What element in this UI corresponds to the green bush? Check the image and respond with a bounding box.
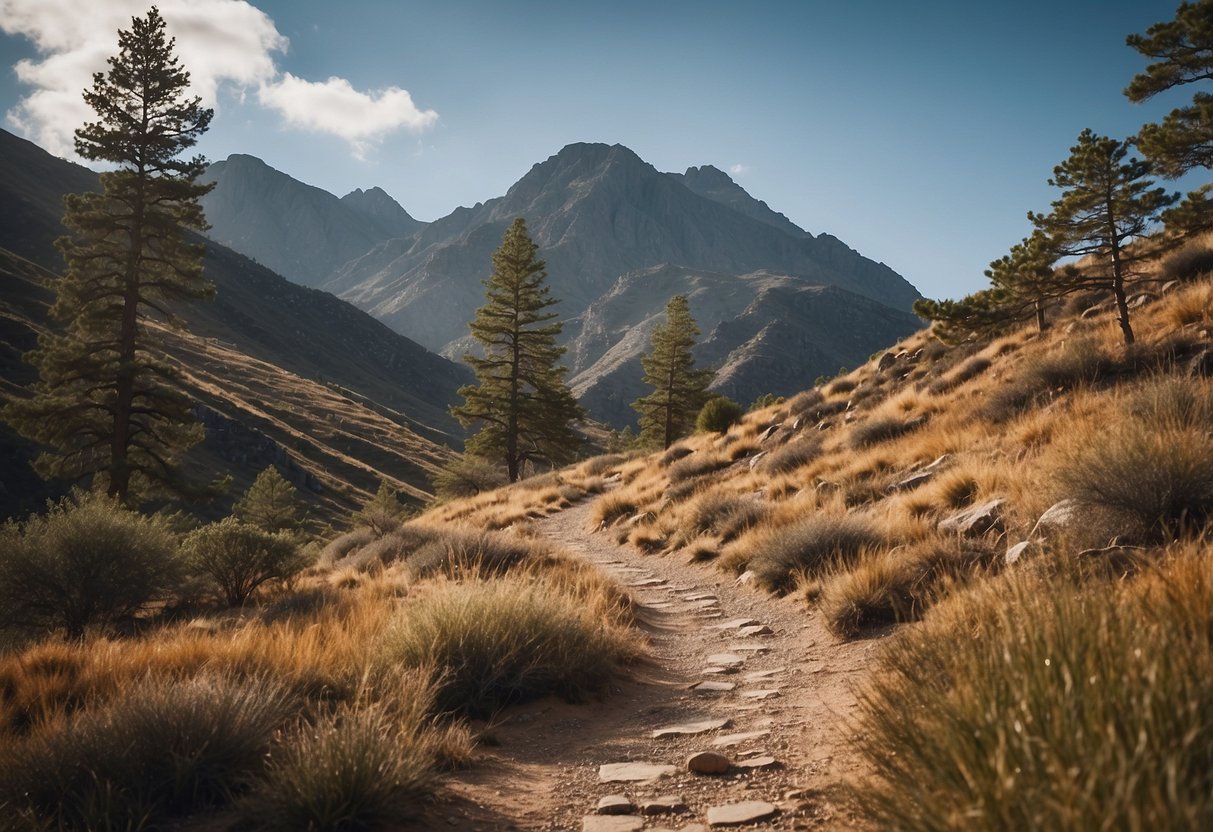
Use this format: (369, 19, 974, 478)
(431, 456, 507, 501)
(745, 514, 882, 593)
(381, 577, 631, 718)
(184, 518, 312, 606)
(0, 674, 294, 830)
(696, 396, 744, 434)
(854, 558, 1213, 830)
(0, 492, 183, 639)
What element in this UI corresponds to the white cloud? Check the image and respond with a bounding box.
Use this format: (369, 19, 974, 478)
(258, 74, 438, 159)
(0, 0, 436, 158)
(729, 163, 750, 176)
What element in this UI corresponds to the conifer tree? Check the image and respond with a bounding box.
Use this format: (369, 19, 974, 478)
(451, 217, 583, 482)
(3, 8, 214, 502)
(1029, 130, 1177, 346)
(355, 479, 407, 536)
(233, 465, 301, 533)
(632, 295, 713, 449)
(984, 231, 1060, 333)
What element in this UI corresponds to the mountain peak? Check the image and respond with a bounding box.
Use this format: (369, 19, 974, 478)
(341, 186, 422, 238)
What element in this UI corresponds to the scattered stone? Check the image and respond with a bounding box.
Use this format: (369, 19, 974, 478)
(712, 730, 770, 748)
(599, 762, 677, 782)
(734, 755, 780, 769)
(735, 570, 758, 587)
(727, 644, 771, 654)
(714, 618, 760, 630)
(583, 816, 643, 832)
(741, 689, 780, 700)
(687, 751, 731, 774)
(652, 719, 731, 738)
(640, 795, 688, 815)
(938, 498, 1006, 537)
(1030, 499, 1081, 540)
(596, 795, 636, 815)
(758, 423, 782, 442)
(748, 451, 768, 470)
(628, 578, 666, 587)
(737, 624, 774, 637)
(743, 667, 785, 682)
(1005, 539, 1040, 566)
(1128, 291, 1157, 308)
(876, 351, 897, 372)
(683, 592, 718, 602)
(694, 680, 736, 694)
(706, 652, 745, 667)
(702, 666, 733, 675)
(706, 800, 779, 826)
(1161, 279, 1181, 294)
(689, 599, 720, 609)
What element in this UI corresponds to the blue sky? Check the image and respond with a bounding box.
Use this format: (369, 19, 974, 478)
(0, 0, 1200, 300)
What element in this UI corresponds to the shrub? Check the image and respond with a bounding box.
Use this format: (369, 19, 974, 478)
(1162, 241, 1213, 282)
(591, 491, 641, 527)
(744, 514, 882, 592)
(696, 396, 744, 434)
(184, 518, 312, 606)
(849, 415, 924, 449)
(1052, 377, 1213, 544)
(354, 480, 409, 537)
(760, 437, 821, 475)
(357, 524, 442, 568)
(668, 453, 729, 483)
(680, 492, 769, 544)
(381, 577, 633, 717)
(926, 355, 991, 395)
(825, 377, 857, 396)
(853, 556, 1213, 830)
(244, 705, 435, 831)
(0, 492, 183, 639)
(786, 389, 825, 417)
(581, 453, 628, 476)
(660, 443, 694, 467)
(431, 456, 507, 501)
(0, 674, 294, 829)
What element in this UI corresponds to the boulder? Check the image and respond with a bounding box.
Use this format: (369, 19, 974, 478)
(687, 751, 731, 774)
(938, 498, 1006, 537)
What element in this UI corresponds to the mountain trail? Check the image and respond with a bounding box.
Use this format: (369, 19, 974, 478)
(428, 498, 881, 831)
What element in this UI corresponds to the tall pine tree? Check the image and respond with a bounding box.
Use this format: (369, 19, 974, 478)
(632, 295, 713, 449)
(451, 217, 582, 482)
(3, 7, 214, 502)
(1029, 130, 1177, 346)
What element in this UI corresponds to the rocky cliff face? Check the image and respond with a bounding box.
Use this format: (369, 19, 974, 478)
(199, 155, 421, 288)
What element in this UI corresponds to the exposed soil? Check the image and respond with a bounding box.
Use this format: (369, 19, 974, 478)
(423, 497, 882, 831)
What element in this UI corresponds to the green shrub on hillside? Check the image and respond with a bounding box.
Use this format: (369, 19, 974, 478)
(431, 456, 508, 501)
(0, 492, 184, 639)
(184, 518, 311, 606)
(696, 396, 744, 433)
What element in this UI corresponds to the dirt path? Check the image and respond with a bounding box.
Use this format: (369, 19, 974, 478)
(429, 499, 879, 831)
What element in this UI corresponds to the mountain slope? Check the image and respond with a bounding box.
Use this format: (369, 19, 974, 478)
(198, 154, 421, 288)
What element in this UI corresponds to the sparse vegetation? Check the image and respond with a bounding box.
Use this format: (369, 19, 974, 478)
(738, 514, 882, 593)
(184, 518, 311, 606)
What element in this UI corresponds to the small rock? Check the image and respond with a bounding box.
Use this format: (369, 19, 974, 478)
(598, 762, 677, 782)
(714, 617, 760, 631)
(938, 498, 1006, 537)
(652, 718, 731, 738)
(694, 680, 736, 694)
(758, 423, 782, 442)
(743, 667, 785, 682)
(876, 351, 897, 371)
(1005, 539, 1040, 565)
(583, 816, 643, 832)
(734, 755, 780, 769)
(596, 795, 635, 815)
(712, 730, 771, 747)
(628, 578, 666, 587)
(737, 624, 774, 637)
(1030, 499, 1081, 540)
(748, 451, 768, 470)
(1128, 291, 1157, 308)
(741, 689, 780, 700)
(706, 652, 745, 667)
(702, 666, 733, 675)
(687, 751, 731, 774)
(706, 800, 779, 826)
(640, 795, 688, 815)
(735, 571, 758, 587)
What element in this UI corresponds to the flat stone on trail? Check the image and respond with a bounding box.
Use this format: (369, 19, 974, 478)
(741, 689, 781, 700)
(652, 718, 731, 738)
(628, 578, 666, 587)
(727, 644, 771, 653)
(687, 750, 731, 774)
(693, 680, 736, 693)
(706, 652, 745, 667)
(701, 666, 733, 675)
(712, 730, 770, 747)
(596, 795, 636, 815)
(714, 617, 760, 630)
(583, 816, 644, 832)
(706, 800, 779, 826)
(683, 592, 717, 601)
(737, 624, 774, 637)
(743, 667, 786, 682)
(598, 762, 677, 782)
(640, 795, 688, 815)
(734, 755, 780, 769)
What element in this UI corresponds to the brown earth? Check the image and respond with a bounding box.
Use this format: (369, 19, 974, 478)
(422, 497, 882, 831)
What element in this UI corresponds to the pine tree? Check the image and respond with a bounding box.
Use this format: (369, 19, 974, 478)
(984, 231, 1060, 333)
(451, 217, 583, 482)
(632, 295, 713, 449)
(1029, 130, 1177, 346)
(233, 465, 301, 533)
(355, 478, 408, 536)
(3, 8, 214, 502)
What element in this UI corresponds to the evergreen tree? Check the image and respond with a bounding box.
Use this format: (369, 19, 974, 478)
(3, 8, 214, 502)
(355, 479, 408, 537)
(451, 217, 583, 482)
(984, 231, 1061, 333)
(913, 289, 1014, 345)
(1029, 130, 1177, 346)
(632, 295, 713, 448)
(233, 465, 301, 533)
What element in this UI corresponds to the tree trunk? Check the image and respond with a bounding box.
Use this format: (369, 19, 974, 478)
(1035, 299, 1047, 332)
(109, 181, 146, 501)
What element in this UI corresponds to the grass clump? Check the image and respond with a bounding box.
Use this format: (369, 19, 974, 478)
(381, 576, 635, 718)
(679, 492, 769, 545)
(854, 554, 1213, 830)
(849, 415, 924, 449)
(1052, 376, 1213, 544)
(983, 337, 1115, 421)
(760, 436, 821, 475)
(402, 526, 538, 579)
(741, 514, 883, 593)
(668, 453, 730, 484)
(0, 492, 184, 640)
(0, 673, 295, 829)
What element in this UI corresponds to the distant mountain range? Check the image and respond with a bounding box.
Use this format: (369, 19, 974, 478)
(200, 143, 923, 425)
(0, 129, 468, 523)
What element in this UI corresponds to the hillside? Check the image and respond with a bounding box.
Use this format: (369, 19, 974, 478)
(0, 129, 469, 523)
(202, 144, 922, 424)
